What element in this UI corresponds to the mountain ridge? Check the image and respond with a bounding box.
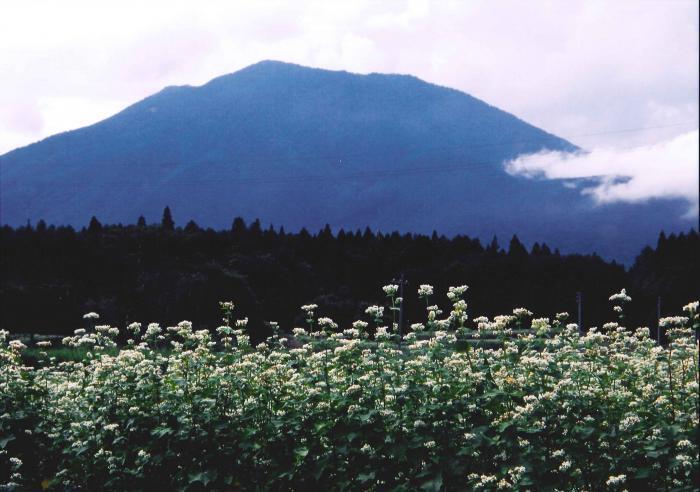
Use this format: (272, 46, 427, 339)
(0, 61, 690, 262)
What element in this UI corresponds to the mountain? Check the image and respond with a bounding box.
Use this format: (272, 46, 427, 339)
(0, 60, 692, 262)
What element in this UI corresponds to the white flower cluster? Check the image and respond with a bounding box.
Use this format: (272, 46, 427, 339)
(365, 305, 384, 321)
(410, 323, 425, 332)
(145, 323, 162, 337)
(375, 326, 391, 341)
(317, 317, 338, 332)
(531, 317, 550, 333)
(682, 301, 698, 314)
(8, 340, 27, 351)
(1, 284, 697, 490)
(605, 474, 626, 486)
(417, 284, 433, 297)
(446, 285, 468, 301)
(301, 304, 318, 314)
(658, 316, 689, 328)
(513, 308, 533, 318)
(352, 320, 369, 332)
(127, 322, 141, 335)
(292, 327, 308, 337)
(382, 284, 399, 296)
(426, 305, 442, 322)
(609, 288, 631, 303)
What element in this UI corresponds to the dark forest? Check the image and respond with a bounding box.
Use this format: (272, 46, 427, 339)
(1, 207, 698, 340)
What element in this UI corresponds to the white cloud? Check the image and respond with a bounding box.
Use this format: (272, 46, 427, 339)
(0, 0, 697, 155)
(505, 130, 699, 217)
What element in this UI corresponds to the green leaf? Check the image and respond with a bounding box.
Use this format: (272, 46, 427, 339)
(579, 427, 595, 438)
(152, 426, 173, 438)
(646, 448, 667, 458)
(498, 421, 514, 432)
(75, 445, 90, 456)
(420, 473, 443, 491)
(188, 471, 214, 486)
(359, 411, 374, 422)
(358, 472, 375, 482)
(0, 435, 15, 449)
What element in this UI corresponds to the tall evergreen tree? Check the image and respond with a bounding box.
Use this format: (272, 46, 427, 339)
(161, 206, 174, 231)
(319, 224, 333, 240)
(249, 219, 262, 237)
(231, 217, 247, 239)
(88, 216, 102, 234)
(185, 220, 200, 233)
(487, 236, 500, 255)
(508, 235, 528, 257)
(657, 231, 667, 247)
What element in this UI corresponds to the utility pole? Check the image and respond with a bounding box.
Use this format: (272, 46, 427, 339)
(576, 292, 583, 334)
(656, 296, 662, 344)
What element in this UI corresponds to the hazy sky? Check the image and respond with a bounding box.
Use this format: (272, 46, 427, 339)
(1, 0, 698, 211)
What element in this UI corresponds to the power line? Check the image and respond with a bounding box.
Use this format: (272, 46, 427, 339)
(560, 120, 698, 139)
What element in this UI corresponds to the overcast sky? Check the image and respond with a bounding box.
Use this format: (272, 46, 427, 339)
(1, 0, 698, 212)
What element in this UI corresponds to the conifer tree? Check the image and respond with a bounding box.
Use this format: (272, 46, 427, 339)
(508, 235, 528, 257)
(88, 216, 102, 234)
(161, 206, 174, 231)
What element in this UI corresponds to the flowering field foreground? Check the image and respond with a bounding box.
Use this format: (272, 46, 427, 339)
(1, 286, 699, 491)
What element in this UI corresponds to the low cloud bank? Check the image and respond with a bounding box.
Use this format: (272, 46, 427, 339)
(506, 130, 699, 218)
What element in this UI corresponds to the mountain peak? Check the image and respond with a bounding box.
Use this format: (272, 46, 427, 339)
(247, 59, 299, 68)
(1, 63, 686, 262)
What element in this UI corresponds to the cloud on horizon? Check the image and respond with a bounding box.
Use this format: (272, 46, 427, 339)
(506, 130, 699, 218)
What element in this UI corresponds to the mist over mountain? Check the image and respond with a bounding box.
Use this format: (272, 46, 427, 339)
(0, 60, 691, 262)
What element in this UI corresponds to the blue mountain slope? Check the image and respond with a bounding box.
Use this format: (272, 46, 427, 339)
(0, 61, 691, 262)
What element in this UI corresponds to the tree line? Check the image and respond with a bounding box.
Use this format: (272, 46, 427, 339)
(1, 207, 697, 340)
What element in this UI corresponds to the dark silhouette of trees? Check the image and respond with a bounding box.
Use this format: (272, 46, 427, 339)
(1, 217, 696, 342)
(161, 206, 174, 231)
(508, 235, 528, 258)
(231, 217, 247, 240)
(184, 220, 200, 234)
(487, 236, 500, 255)
(88, 216, 102, 234)
(627, 229, 700, 326)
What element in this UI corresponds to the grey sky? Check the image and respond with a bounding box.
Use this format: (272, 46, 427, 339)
(1, 0, 698, 212)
